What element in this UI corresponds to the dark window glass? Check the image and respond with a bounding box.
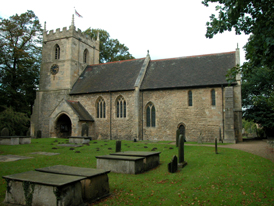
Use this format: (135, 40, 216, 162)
(188, 91, 192, 106)
(151, 106, 156, 127)
(55, 44, 60, 59)
(117, 101, 119, 118)
(100, 102, 102, 118)
(211, 89, 216, 106)
(103, 102, 106, 118)
(97, 102, 99, 118)
(124, 101, 126, 118)
(146, 106, 150, 127)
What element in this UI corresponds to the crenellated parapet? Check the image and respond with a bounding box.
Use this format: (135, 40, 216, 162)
(43, 26, 98, 46)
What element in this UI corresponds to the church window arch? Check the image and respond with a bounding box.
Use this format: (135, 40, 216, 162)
(83, 49, 89, 63)
(188, 90, 192, 106)
(116, 96, 126, 118)
(96, 97, 106, 118)
(54, 44, 60, 59)
(146, 102, 156, 127)
(211, 89, 216, 106)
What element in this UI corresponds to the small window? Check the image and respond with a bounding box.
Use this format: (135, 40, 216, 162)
(146, 102, 156, 127)
(83, 49, 88, 63)
(211, 89, 216, 106)
(54, 44, 60, 59)
(188, 90, 192, 106)
(96, 97, 106, 118)
(116, 96, 126, 118)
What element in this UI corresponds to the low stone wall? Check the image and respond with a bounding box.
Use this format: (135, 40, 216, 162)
(0, 136, 31, 145)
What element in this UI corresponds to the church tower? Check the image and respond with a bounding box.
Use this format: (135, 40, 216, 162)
(39, 15, 99, 91)
(30, 16, 99, 138)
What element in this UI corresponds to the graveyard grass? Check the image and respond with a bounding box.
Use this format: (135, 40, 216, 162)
(0, 139, 273, 206)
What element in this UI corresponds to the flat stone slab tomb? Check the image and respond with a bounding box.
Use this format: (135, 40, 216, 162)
(0, 136, 31, 145)
(36, 165, 110, 202)
(110, 151, 161, 171)
(69, 136, 92, 144)
(96, 155, 146, 174)
(3, 171, 84, 206)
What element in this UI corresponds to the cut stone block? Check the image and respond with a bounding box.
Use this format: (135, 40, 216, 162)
(69, 136, 92, 144)
(0, 136, 31, 145)
(3, 171, 84, 206)
(96, 155, 145, 174)
(110, 151, 161, 171)
(36, 165, 110, 202)
(0, 155, 33, 162)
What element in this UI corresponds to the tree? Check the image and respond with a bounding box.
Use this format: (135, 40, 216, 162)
(0, 10, 42, 115)
(84, 28, 134, 63)
(203, 0, 274, 136)
(0, 10, 42, 134)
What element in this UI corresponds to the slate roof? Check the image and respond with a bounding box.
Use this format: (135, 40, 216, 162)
(140, 51, 236, 90)
(66, 100, 94, 121)
(70, 58, 145, 94)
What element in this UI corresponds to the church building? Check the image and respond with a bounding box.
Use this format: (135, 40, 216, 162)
(30, 17, 242, 143)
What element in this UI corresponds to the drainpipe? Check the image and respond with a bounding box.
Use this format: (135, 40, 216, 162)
(110, 91, 112, 140)
(222, 85, 224, 141)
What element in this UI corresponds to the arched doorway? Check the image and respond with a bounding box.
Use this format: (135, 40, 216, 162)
(55, 114, 72, 138)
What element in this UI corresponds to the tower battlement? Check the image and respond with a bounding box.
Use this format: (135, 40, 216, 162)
(44, 26, 97, 45)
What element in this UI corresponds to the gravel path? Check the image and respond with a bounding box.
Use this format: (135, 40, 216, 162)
(184, 140, 274, 163)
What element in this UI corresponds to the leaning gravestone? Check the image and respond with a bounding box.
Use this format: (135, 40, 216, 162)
(116, 140, 121, 152)
(178, 134, 187, 168)
(81, 123, 89, 137)
(1, 127, 9, 136)
(197, 132, 203, 144)
(168, 155, 178, 173)
(219, 127, 223, 143)
(176, 128, 180, 147)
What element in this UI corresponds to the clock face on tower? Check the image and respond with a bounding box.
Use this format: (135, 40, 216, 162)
(50, 64, 59, 75)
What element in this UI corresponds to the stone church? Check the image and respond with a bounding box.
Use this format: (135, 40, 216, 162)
(30, 17, 242, 143)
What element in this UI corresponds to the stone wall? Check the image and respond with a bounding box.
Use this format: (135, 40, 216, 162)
(142, 87, 224, 142)
(71, 90, 137, 140)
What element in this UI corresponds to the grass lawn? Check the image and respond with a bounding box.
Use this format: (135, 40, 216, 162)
(0, 138, 273, 206)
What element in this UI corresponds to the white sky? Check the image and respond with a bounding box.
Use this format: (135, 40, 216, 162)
(1, 0, 249, 64)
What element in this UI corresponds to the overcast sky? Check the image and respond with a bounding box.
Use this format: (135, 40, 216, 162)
(1, 0, 249, 64)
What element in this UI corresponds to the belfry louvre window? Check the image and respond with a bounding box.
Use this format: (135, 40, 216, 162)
(188, 90, 192, 106)
(146, 102, 156, 127)
(211, 89, 216, 106)
(83, 49, 88, 63)
(116, 96, 126, 118)
(54, 44, 60, 59)
(96, 97, 106, 118)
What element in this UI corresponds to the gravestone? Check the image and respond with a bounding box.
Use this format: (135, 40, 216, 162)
(176, 128, 180, 147)
(215, 137, 218, 154)
(81, 123, 89, 137)
(1, 127, 9, 136)
(37, 130, 42, 138)
(168, 155, 178, 173)
(219, 127, 223, 143)
(116, 140, 121, 152)
(178, 134, 187, 168)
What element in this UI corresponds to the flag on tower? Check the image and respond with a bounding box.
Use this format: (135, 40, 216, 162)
(75, 9, 83, 18)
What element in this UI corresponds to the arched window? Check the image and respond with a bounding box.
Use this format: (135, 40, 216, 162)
(96, 97, 106, 118)
(211, 89, 216, 106)
(116, 96, 126, 118)
(54, 44, 60, 59)
(83, 49, 89, 63)
(146, 102, 156, 127)
(188, 90, 192, 106)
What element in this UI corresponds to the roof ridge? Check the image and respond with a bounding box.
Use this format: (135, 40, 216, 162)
(88, 57, 145, 66)
(151, 51, 236, 62)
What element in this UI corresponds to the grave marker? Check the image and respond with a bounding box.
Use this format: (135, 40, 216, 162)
(178, 134, 187, 168)
(116, 140, 121, 152)
(168, 155, 178, 173)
